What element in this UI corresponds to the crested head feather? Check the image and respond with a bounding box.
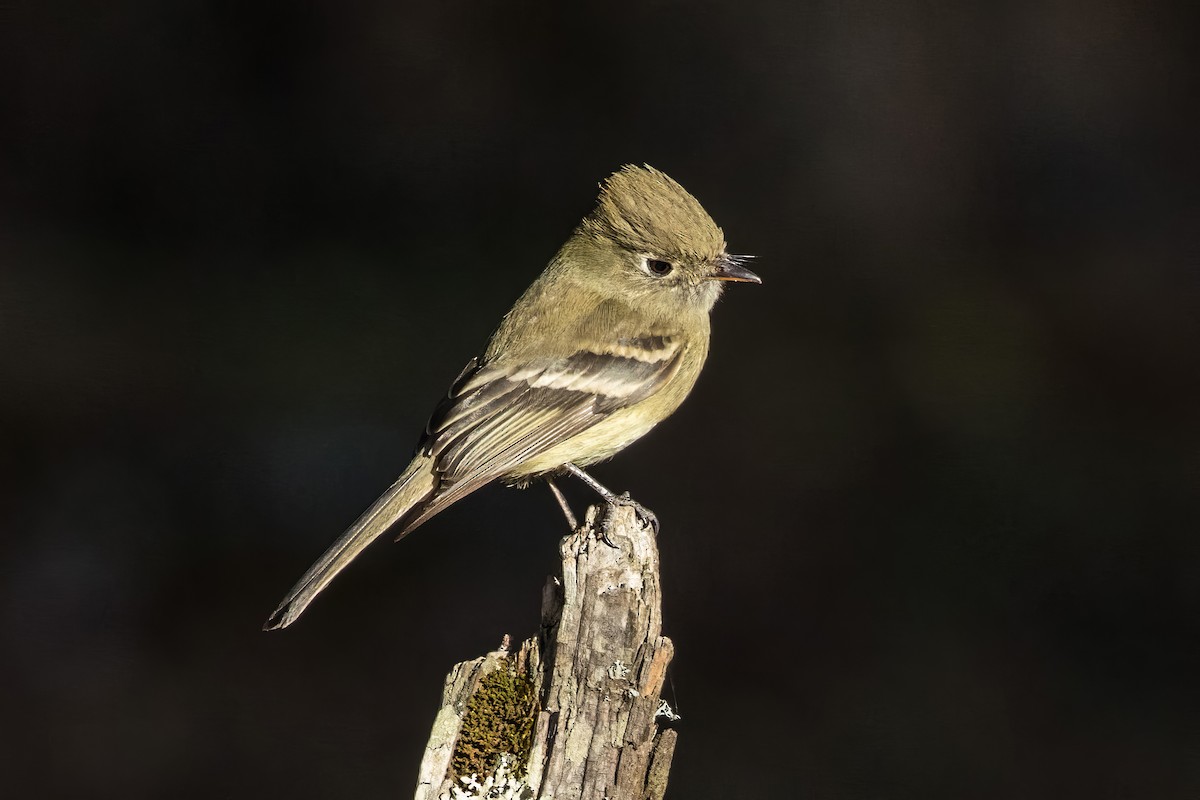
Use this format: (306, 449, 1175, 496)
(579, 165, 726, 264)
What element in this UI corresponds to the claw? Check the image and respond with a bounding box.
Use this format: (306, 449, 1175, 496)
(597, 519, 620, 548)
(561, 463, 660, 536)
(608, 492, 659, 534)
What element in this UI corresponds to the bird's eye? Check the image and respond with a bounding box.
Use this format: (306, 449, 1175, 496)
(645, 259, 674, 276)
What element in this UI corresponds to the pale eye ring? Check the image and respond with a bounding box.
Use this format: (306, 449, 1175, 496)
(645, 258, 674, 277)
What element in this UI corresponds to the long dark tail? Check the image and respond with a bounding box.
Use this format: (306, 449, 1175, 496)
(263, 456, 438, 630)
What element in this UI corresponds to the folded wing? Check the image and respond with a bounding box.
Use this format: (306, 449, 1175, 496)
(396, 335, 683, 536)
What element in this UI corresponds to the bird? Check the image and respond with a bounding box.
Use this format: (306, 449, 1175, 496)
(263, 165, 759, 630)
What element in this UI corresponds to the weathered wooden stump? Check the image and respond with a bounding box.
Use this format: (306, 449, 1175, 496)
(413, 504, 678, 800)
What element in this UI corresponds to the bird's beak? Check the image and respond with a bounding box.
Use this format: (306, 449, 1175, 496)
(709, 254, 761, 284)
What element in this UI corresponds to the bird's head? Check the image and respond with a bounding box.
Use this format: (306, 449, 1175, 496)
(571, 165, 759, 311)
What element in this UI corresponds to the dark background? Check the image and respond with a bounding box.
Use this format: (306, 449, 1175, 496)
(2, 1, 1197, 797)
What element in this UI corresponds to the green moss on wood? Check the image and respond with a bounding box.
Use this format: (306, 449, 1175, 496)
(450, 667, 539, 781)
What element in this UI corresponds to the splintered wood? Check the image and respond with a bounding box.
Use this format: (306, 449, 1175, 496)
(414, 504, 678, 800)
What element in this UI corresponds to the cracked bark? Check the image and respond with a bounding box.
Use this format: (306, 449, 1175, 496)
(413, 503, 678, 800)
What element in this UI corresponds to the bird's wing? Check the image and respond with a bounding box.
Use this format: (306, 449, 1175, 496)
(395, 335, 683, 537)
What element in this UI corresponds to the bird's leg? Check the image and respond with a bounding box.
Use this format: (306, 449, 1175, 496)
(545, 477, 578, 530)
(562, 463, 660, 538)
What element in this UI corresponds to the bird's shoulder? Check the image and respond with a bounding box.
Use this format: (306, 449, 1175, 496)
(419, 292, 689, 452)
(489, 276, 693, 362)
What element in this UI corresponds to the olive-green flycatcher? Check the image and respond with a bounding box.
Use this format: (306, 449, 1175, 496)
(265, 165, 758, 630)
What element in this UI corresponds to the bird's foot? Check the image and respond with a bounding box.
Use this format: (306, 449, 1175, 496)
(603, 491, 659, 537)
(561, 463, 659, 542)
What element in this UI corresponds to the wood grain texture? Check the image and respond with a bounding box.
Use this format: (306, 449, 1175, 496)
(414, 503, 678, 800)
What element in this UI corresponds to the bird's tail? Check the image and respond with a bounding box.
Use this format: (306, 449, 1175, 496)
(263, 455, 438, 630)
